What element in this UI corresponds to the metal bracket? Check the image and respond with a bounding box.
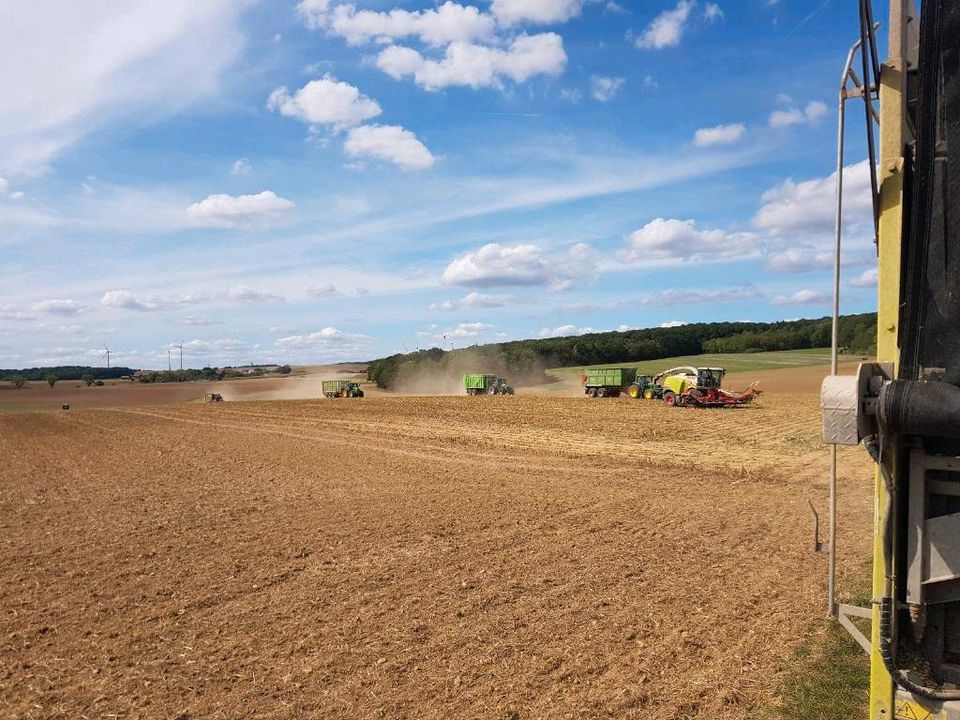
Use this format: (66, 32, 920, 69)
(837, 603, 873, 654)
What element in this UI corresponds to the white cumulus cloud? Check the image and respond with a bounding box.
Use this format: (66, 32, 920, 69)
(441, 242, 594, 289)
(430, 291, 515, 311)
(850, 267, 878, 287)
(327, 2, 496, 46)
(376, 33, 566, 90)
(772, 288, 830, 305)
(753, 160, 872, 237)
(267, 76, 382, 130)
(769, 100, 828, 128)
(441, 321, 493, 339)
(344, 125, 435, 170)
(490, 0, 583, 26)
(703, 2, 724, 21)
(231, 158, 252, 176)
(275, 327, 371, 355)
(186, 191, 294, 228)
(693, 122, 745, 147)
(763, 249, 833, 273)
(538, 324, 593, 338)
(590, 75, 625, 102)
(636, 0, 694, 49)
(297, 0, 331, 29)
(620, 217, 758, 263)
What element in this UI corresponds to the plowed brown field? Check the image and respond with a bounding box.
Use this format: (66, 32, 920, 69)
(1, 392, 874, 719)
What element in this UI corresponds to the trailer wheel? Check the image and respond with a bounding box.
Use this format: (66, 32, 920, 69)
(663, 391, 676, 407)
(587, 387, 598, 398)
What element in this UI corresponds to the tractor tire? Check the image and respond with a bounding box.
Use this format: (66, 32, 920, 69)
(643, 388, 654, 400)
(628, 384, 641, 399)
(663, 391, 677, 407)
(506, 387, 515, 395)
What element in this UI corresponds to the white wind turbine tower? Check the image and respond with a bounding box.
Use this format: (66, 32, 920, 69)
(171, 341, 184, 370)
(102, 344, 112, 368)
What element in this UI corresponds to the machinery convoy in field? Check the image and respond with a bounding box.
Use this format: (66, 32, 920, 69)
(208, 365, 758, 407)
(581, 365, 761, 407)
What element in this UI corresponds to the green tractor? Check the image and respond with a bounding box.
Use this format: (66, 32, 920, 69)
(463, 373, 515, 396)
(323, 380, 365, 398)
(626, 374, 662, 400)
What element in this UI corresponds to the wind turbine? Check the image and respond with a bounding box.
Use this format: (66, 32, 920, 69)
(167, 348, 172, 371)
(102, 344, 112, 368)
(171, 341, 184, 370)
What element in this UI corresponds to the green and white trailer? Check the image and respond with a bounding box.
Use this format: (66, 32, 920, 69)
(323, 380, 365, 398)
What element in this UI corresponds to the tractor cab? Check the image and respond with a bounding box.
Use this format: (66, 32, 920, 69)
(696, 368, 725, 389)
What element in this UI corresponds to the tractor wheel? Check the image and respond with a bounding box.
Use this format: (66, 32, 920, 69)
(663, 391, 677, 407)
(506, 387, 515, 395)
(628, 384, 640, 399)
(643, 388, 654, 400)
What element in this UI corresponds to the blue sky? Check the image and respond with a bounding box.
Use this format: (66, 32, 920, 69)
(0, 0, 880, 369)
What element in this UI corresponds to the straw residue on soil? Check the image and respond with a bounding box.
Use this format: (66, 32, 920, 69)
(0, 394, 873, 719)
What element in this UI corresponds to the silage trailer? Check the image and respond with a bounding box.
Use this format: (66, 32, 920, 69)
(463, 374, 514, 395)
(582, 367, 637, 397)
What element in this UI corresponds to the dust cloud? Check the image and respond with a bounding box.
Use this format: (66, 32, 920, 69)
(392, 349, 551, 396)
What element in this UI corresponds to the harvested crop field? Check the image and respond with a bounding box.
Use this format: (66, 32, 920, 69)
(1, 392, 874, 718)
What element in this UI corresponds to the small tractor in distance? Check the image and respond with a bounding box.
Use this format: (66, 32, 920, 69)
(323, 380, 365, 398)
(204, 393, 224, 403)
(656, 366, 760, 408)
(463, 373, 514, 396)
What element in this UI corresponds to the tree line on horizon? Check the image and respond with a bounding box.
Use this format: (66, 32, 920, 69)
(366, 313, 878, 390)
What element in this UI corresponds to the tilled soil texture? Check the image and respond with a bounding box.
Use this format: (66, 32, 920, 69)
(0, 394, 874, 719)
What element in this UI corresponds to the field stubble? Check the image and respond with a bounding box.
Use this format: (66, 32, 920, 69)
(0, 393, 874, 719)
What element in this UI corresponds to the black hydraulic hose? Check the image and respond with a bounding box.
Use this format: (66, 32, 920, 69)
(859, 0, 881, 241)
(863, 0, 881, 92)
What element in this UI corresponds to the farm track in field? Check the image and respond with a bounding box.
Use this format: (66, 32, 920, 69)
(0, 394, 874, 719)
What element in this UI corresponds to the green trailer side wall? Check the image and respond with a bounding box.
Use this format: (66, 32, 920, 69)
(322, 380, 350, 393)
(463, 374, 495, 390)
(584, 367, 637, 387)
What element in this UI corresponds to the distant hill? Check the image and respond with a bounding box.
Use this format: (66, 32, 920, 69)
(366, 313, 877, 389)
(0, 366, 137, 382)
